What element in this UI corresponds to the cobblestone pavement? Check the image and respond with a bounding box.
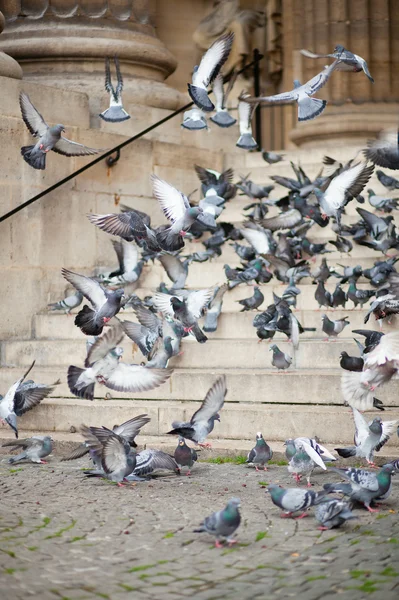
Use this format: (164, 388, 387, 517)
(0, 457, 398, 600)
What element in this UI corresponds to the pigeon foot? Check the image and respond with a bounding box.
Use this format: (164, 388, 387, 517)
(366, 505, 379, 513)
(199, 442, 212, 448)
(227, 539, 237, 546)
(318, 526, 329, 531)
(186, 470, 191, 476)
(39, 460, 48, 464)
(295, 512, 309, 519)
(215, 540, 224, 548)
(280, 512, 294, 518)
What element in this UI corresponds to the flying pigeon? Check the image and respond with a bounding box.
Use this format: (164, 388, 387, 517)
(2, 436, 53, 464)
(152, 175, 204, 252)
(267, 484, 329, 519)
(285, 438, 327, 486)
(363, 130, 399, 170)
(210, 72, 237, 128)
(99, 57, 130, 122)
(262, 150, 284, 164)
(100, 239, 144, 286)
(19, 92, 103, 170)
(194, 165, 236, 201)
(300, 45, 374, 82)
(246, 432, 273, 471)
(194, 498, 241, 547)
(322, 314, 349, 340)
(158, 253, 190, 291)
(47, 290, 83, 314)
(87, 208, 158, 250)
(241, 60, 341, 121)
(188, 32, 234, 112)
(236, 91, 257, 149)
(167, 375, 227, 447)
(61, 268, 124, 336)
(335, 408, 398, 467)
(203, 284, 228, 333)
(0, 361, 58, 438)
(174, 436, 198, 476)
(182, 107, 208, 131)
(67, 324, 172, 400)
(270, 344, 292, 371)
(315, 499, 356, 530)
(323, 464, 394, 512)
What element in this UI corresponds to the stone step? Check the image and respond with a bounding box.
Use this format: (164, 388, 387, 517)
(0, 366, 398, 407)
(1, 397, 398, 447)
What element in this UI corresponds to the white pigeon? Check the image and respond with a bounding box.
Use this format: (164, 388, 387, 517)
(210, 72, 237, 128)
(236, 91, 257, 149)
(99, 57, 131, 123)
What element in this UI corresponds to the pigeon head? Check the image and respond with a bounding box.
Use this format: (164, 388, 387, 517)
(227, 498, 241, 509)
(52, 124, 66, 134)
(369, 418, 382, 434)
(334, 44, 345, 53)
(178, 436, 186, 446)
(188, 207, 203, 218)
(340, 351, 348, 359)
(214, 413, 221, 422)
(170, 296, 184, 310)
(269, 344, 277, 352)
(256, 432, 263, 439)
(381, 464, 395, 473)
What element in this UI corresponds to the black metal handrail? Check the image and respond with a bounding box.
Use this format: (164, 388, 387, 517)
(0, 51, 264, 224)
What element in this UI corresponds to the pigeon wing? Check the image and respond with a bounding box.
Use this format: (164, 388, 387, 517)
(300, 49, 335, 60)
(352, 407, 371, 446)
(324, 163, 374, 211)
(86, 324, 125, 367)
(61, 268, 107, 310)
(151, 175, 189, 223)
(114, 56, 124, 96)
(101, 434, 129, 474)
(364, 331, 399, 368)
(193, 32, 234, 88)
(13, 383, 57, 417)
(105, 363, 172, 393)
(187, 288, 214, 319)
(19, 92, 49, 138)
(113, 414, 151, 442)
(191, 375, 227, 425)
(88, 212, 147, 239)
(134, 449, 178, 476)
(153, 292, 177, 317)
(159, 254, 186, 284)
(261, 208, 302, 231)
(53, 137, 103, 157)
(300, 440, 327, 470)
(240, 226, 271, 254)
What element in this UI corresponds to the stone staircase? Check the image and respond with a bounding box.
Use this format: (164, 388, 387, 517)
(1, 101, 399, 453)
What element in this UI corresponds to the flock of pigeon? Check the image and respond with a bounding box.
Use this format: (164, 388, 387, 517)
(2, 33, 399, 547)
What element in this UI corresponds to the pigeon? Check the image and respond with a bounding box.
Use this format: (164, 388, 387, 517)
(364, 290, 399, 324)
(300, 45, 374, 82)
(363, 130, 399, 170)
(67, 324, 172, 400)
(285, 438, 327, 486)
(194, 498, 241, 547)
(128, 448, 179, 479)
(151, 175, 203, 252)
(262, 150, 284, 164)
(329, 235, 353, 254)
(47, 290, 83, 314)
(376, 170, 399, 191)
(210, 72, 237, 128)
(315, 499, 356, 530)
(237, 175, 274, 200)
(335, 408, 398, 466)
(331, 284, 347, 309)
(246, 432, 273, 471)
(87, 209, 156, 248)
(153, 288, 213, 343)
(145, 336, 174, 369)
(356, 207, 393, 239)
(174, 437, 198, 476)
(194, 165, 236, 201)
(182, 106, 208, 130)
(237, 286, 264, 312)
(340, 351, 364, 372)
(100, 239, 143, 285)
(240, 223, 273, 255)
(346, 280, 375, 309)
(19, 92, 103, 170)
(270, 344, 292, 371)
(267, 484, 329, 519)
(322, 314, 349, 340)
(367, 189, 399, 212)
(261, 208, 303, 231)
(61, 268, 124, 336)
(158, 253, 190, 291)
(167, 375, 227, 447)
(236, 91, 257, 149)
(0, 361, 58, 438)
(315, 281, 332, 309)
(188, 32, 234, 112)
(99, 57, 130, 122)
(323, 464, 395, 512)
(122, 304, 163, 359)
(241, 60, 341, 121)
(3, 436, 53, 464)
(203, 284, 228, 333)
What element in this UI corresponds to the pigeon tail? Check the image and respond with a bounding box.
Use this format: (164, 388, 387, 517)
(197, 212, 218, 231)
(335, 447, 357, 459)
(203, 312, 218, 333)
(156, 227, 185, 252)
(6, 413, 18, 438)
(210, 112, 237, 128)
(21, 145, 46, 170)
(67, 365, 95, 400)
(236, 133, 258, 150)
(298, 98, 327, 122)
(167, 427, 195, 438)
(99, 106, 131, 123)
(75, 305, 103, 336)
(191, 322, 208, 344)
(187, 84, 215, 112)
(323, 482, 353, 495)
(8, 452, 27, 464)
(181, 117, 208, 131)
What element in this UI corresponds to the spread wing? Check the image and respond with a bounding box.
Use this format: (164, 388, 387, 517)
(187, 288, 214, 318)
(191, 375, 227, 424)
(153, 292, 177, 317)
(102, 434, 129, 474)
(104, 57, 115, 96)
(53, 137, 103, 157)
(114, 56, 124, 96)
(364, 331, 399, 368)
(261, 208, 302, 231)
(61, 268, 107, 310)
(14, 382, 57, 417)
(133, 449, 178, 476)
(87, 212, 147, 239)
(86, 324, 125, 366)
(300, 49, 335, 60)
(240, 89, 295, 105)
(19, 92, 49, 138)
(353, 407, 370, 446)
(105, 363, 172, 393)
(304, 60, 340, 95)
(238, 93, 256, 131)
(324, 163, 374, 210)
(159, 254, 186, 283)
(376, 420, 399, 451)
(193, 32, 234, 88)
(300, 440, 327, 470)
(240, 225, 271, 254)
(151, 175, 189, 223)
(113, 414, 151, 442)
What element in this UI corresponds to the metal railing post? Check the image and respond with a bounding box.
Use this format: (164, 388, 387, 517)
(253, 48, 262, 151)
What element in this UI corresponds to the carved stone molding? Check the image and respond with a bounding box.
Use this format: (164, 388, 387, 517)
(0, 9, 23, 78)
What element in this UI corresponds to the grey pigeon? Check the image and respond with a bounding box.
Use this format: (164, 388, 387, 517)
(363, 130, 399, 170)
(87, 208, 158, 250)
(300, 45, 374, 82)
(236, 91, 257, 149)
(323, 464, 395, 512)
(20, 92, 103, 170)
(267, 484, 329, 519)
(174, 436, 198, 475)
(188, 32, 234, 112)
(167, 375, 227, 447)
(122, 304, 163, 359)
(203, 284, 228, 333)
(262, 150, 284, 164)
(242, 60, 341, 121)
(81, 426, 136, 486)
(194, 498, 241, 547)
(182, 107, 208, 130)
(194, 165, 236, 201)
(47, 290, 83, 314)
(146, 336, 174, 369)
(99, 57, 130, 122)
(376, 170, 399, 191)
(246, 432, 273, 471)
(285, 438, 327, 486)
(367, 189, 399, 212)
(67, 324, 172, 400)
(3, 436, 53, 464)
(152, 175, 204, 252)
(99, 239, 143, 286)
(0, 362, 58, 438)
(346, 280, 375, 309)
(335, 408, 398, 466)
(158, 253, 190, 291)
(322, 314, 349, 340)
(329, 235, 353, 254)
(315, 499, 356, 530)
(237, 286, 264, 312)
(129, 448, 179, 478)
(270, 344, 292, 370)
(210, 72, 237, 128)
(153, 289, 213, 344)
(62, 268, 124, 336)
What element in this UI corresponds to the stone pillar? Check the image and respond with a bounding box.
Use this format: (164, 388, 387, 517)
(282, 0, 399, 148)
(0, 10, 23, 78)
(0, 0, 184, 117)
